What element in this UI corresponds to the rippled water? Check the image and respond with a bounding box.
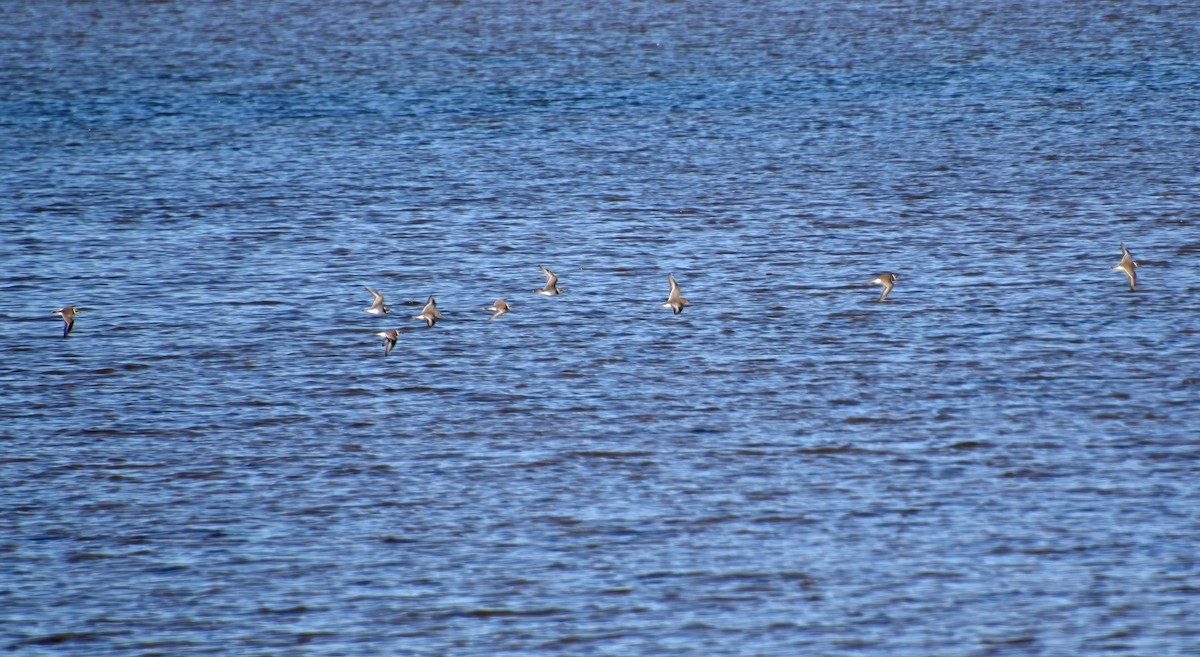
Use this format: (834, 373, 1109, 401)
(3, 1, 1199, 655)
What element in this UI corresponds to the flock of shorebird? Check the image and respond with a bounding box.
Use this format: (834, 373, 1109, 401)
(50, 245, 1142, 354)
(362, 264, 591, 356)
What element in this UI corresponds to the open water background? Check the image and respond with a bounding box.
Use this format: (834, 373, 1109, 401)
(2, 1, 1199, 655)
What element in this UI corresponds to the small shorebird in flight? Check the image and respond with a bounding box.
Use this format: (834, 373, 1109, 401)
(1111, 243, 1139, 291)
(374, 329, 400, 356)
(363, 287, 391, 315)
(660, 273, 689, 314)
(870, 273, 898, 302)
(53, 306, 81, 338)
(486, 299, 511, 320)
(534, 265, 563, 296)
(413, 295, 441, 327)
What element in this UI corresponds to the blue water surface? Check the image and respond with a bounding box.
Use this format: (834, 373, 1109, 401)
(2, 1, 1199, 655)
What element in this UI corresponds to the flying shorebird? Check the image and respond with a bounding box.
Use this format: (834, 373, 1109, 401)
(413, 295, 441, 327)
(486, 299, 511, 320)
(374, 328, 399, 356)
(660, 273, 689, 314)
(870, 273, 898, 302)
(363, 287, 391, 315)
(534, 265, 563, 296)
(53, 306, 81, 338)
(1111, 243, 1139, 292)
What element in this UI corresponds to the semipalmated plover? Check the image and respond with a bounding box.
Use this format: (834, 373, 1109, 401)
(1111, 243, 1139, 291)
(53, 306, 81, 338)
(374, 329, 399, 356)
(413, 295, 441, 327)
(487, 298, 511, 320)
(870, 273, 898, 302)
(660, 273, 689, 314)
(535, 265, 563, 295)
(363, 287, 391, 315)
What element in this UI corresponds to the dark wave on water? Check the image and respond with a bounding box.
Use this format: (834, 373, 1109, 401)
(2, 1, 1198, 655)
